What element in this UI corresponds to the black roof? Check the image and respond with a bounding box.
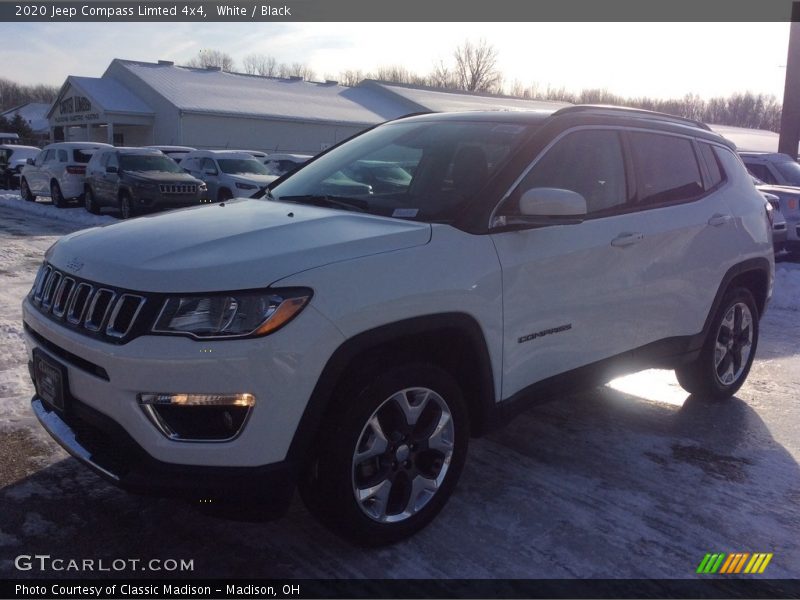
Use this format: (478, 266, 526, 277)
(395, 110, 555, 125)
(393, 105, 732, 147)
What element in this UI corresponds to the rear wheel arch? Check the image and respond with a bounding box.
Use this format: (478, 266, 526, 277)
(286, 313, 497, 468)
(703, 258, 771, 333)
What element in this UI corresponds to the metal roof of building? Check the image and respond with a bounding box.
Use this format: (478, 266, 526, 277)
(709, 124, 781, 153)
(360, 80, 571, 113)
(47, 76, 154, 118)
(112, 60, 412, 126)
(1, 102, 51, 133)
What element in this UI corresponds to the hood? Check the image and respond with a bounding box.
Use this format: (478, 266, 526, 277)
(125, 171, 202, 184)
(226, 173, 277, 187)
(46, 199, 432, 293)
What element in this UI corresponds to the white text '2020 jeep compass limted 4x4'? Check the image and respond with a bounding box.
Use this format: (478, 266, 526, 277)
(24, 106, 773, 545)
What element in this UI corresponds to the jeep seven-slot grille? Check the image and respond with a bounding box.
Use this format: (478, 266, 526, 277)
(159, 183, 197, 194)
(30, 264, 148, 343)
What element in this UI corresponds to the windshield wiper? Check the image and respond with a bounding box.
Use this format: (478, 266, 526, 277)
(276, 194, 367, 213)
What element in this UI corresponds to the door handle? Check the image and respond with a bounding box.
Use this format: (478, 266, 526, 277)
(708, 214, 733, 227)
(611, 232, 644, 247)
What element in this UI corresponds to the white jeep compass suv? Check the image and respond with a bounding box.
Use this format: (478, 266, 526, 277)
(24, 107, 773, 545)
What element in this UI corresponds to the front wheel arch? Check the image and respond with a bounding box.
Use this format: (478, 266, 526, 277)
(286, 313, 496, 470)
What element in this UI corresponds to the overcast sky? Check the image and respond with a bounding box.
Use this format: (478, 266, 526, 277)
(1, 22, 792, 100)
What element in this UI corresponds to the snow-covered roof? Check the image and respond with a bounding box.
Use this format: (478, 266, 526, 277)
(69, 76, 153, 115)
(112, 60, 411, 126)
(1, 103, 50, 133)
(47, 76, 153, 118)
(361, 80, 571, 113)
(709, 124, 783, 153)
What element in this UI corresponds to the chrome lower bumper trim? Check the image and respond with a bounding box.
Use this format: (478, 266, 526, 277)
(32, 397, 120, 482)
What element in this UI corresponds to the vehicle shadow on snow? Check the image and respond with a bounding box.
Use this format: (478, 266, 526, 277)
(0, 385, 798, 579)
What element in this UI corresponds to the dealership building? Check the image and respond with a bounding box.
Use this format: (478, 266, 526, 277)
(48, 59, 563, 153)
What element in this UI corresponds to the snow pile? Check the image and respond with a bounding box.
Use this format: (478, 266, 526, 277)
(771, 262, 800, 311)
(0, 193, 116, 227)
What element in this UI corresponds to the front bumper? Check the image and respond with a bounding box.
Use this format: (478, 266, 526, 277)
(23, 296, 344, 468)
(32, 395, 296, 511)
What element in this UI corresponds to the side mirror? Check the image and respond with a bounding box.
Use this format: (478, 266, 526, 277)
(106, 166, 118, 174)
(493, 188, 587, 231)
(519, 187, 587, 217)
(203, 168, 218, 176)
(26, 158, 35, 166)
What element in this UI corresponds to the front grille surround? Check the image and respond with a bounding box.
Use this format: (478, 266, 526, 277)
(159, 183, 197, 195)
(29, 263, 154, 344)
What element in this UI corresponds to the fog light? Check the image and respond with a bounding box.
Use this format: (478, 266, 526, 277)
(138, 393, 255, 441)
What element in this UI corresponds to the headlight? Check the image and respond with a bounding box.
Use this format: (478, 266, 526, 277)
(235, 182, 257, 190)
(198, 182, 208, 191)
(152, 288, 311, 339)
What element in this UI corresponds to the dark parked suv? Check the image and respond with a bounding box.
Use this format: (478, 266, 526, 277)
(84, 148, 208, 219)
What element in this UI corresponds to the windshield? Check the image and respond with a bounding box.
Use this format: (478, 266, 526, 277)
(218, 158, 269, 175)
(774, 160, 800, 186)
(270, 119, 535, 222)
(120, 154, 184, 173)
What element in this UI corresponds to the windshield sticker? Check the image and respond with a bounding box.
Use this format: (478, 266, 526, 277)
(392, 208, 419, 218)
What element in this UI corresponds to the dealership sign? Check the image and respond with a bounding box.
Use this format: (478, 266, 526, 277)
(53, 91, 100, 124)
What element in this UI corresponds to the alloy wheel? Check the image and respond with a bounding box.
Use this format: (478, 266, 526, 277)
(714, 301, 753, 386)
(351, 387, 454, 523)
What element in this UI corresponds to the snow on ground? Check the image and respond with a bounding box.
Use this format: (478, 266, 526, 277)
(772, 261, 800, 311)
(0, 192, 116, 228)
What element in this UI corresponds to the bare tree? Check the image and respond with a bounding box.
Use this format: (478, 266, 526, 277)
(242, 53, 278, 77)
(427, 59, 458, 89)
(453, 39, 501, 93)
(279, 62, 316, 81)
(0, 77, 59, 112)
(186, 49, 236, 72)
(337, 69, 365, 87)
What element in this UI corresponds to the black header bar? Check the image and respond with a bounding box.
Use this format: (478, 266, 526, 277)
(0, 0, 797, 22)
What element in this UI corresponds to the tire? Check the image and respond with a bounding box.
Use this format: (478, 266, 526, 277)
(676, 287, 759, 401)
(51, 181, 67, 208)
(218, 188, 233, 202)
(20, 178, 35, 202)
(298, 363, 469, 546)
(84, 187, 99, 214)
(118, 192, 135, 219)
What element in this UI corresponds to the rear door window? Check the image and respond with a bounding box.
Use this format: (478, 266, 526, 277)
(629, 132, 703, 205)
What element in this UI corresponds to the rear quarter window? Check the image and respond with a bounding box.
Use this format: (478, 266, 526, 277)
(714, 145, 750, 182)
(629, 131, 703, 205)
(698, 142, 725, 189)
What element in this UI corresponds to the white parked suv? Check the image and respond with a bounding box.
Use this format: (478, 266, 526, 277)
(181, 150, 276, 202)
(24, 107, 773, 545)
(20, 142, 112, 207)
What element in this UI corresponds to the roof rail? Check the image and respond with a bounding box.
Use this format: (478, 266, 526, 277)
(551, 105, 711, 131)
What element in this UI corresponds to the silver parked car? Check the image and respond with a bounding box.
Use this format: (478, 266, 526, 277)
(181, 150, 276, 202)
